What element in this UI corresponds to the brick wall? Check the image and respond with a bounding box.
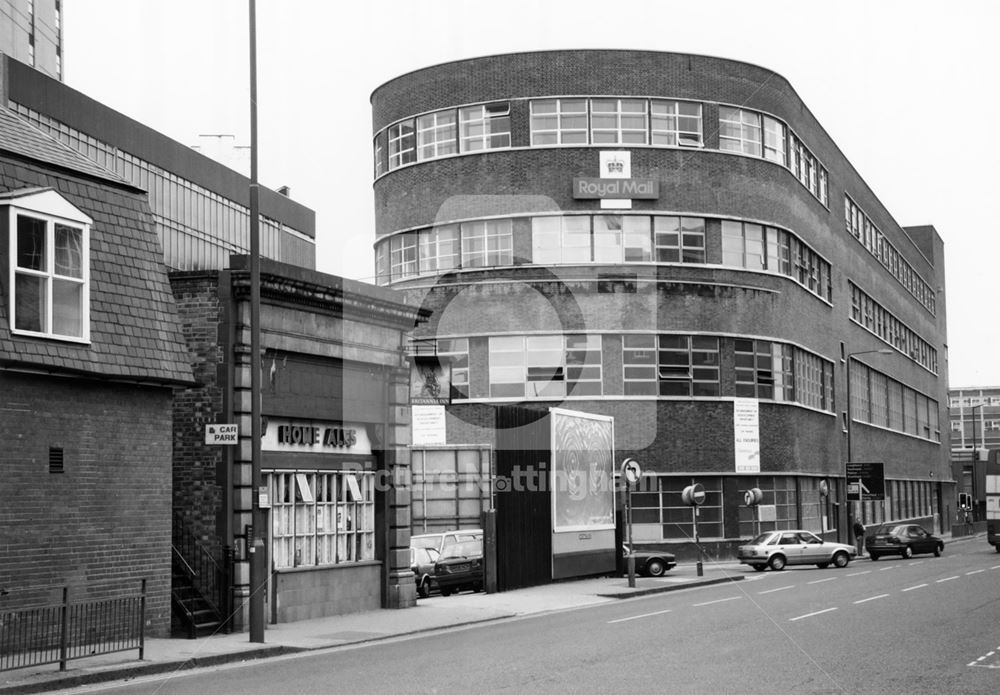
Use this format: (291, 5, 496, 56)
(169, 272, 226, 558)
(0, 373, 173, 636)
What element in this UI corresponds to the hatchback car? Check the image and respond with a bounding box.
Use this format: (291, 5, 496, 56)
(737, 530, 856, 571)
(865, 523, 943, 560)
(409, 546, 440, 598)
(622, 544, 676, 576)
(432, 539, 484, 596)
(411, 529, 483, 554)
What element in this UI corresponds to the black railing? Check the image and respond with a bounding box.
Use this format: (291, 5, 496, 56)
(171, 515, 231, 634)
(0, 580, 145, 672)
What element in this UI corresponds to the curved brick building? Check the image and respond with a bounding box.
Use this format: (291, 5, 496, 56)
(370, 50, 951, 555)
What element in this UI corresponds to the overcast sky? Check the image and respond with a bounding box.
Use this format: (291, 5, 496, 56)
(63, 0, 999, 387)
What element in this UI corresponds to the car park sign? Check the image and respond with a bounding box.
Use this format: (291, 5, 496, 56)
(846, 462, 885, 501)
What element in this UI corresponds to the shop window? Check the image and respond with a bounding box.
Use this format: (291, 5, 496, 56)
(659, 477, 724, 540)
(268, 470, 375, 569)
(737, 476, 798, 537)
(6, 190, 91, 342)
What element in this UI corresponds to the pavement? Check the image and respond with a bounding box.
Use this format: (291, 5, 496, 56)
(0, 560, 748, 694)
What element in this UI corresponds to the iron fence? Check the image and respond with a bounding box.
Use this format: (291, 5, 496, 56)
(0, 580, 146, 672)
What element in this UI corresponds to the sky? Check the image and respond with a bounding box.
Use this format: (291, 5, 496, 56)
(62, 0, 999, 387)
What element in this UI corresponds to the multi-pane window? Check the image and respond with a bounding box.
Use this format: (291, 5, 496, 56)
(373, 136, 384, 177)
(737, 477, 799, 536)
(459, 103, 511, 152)
(388, 120, 416, 170)
(721, 220, 831, 301)
(650, 100, 703, 146)
(849, 282, 938, 373)
(437, 338, 470, 399)
(419, 225, 460, 273)
(389, 232, 417, 279)
(719, 107, 762, 156)
(623, 216, 653, 262)
(268, 470, 375, 569)
(416, 111, 458, 160)
(762, 116, 786, 165)
(488, 335, 602, 398)
(375, 242, 388, 285)
(530, 99, 589, 145)
(531, 216, 591, 264)
(622, 335, 720, 397)
(844, 196, 935, 315)
(656, 477, 724, 539)
(10, 209, 89, 340)
(735, 340, 793, 401)
(461, 219, 513, 268)
(794, 348, 833, 411)
(654, 216, 706, 263)
(590, 98, 648, 144)
(851, 362, 939, 441)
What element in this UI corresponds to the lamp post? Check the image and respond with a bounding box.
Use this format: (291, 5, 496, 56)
(845, 348, 894, 531)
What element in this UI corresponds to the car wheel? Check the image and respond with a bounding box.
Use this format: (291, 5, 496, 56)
(752, 564, 767, 572)
(647, 559, 667, 577)
(870, 553, 879, 561)
(768, 554, 786, 571)
(832, 551, 850, 568)
(440, 587, 453, 597)
(417, 577, 429, 598)
(816, 562, 829, 569)
(934, 544, 942, 557)
(901, 545, 912, 559)
(995, 544, 1000, 554)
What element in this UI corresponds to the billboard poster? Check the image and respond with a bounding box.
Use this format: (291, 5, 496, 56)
(550, 408, 615, 531)
(734, 397, 760, 473)
(410, 359, 451, 405)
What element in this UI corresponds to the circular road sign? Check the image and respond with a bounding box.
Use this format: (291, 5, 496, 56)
(621, 458, 642, 484)
(682, 483, 706, 506)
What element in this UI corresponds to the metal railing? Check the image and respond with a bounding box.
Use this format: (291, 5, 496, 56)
(171, 514, 231, 635)
(0, 580, 146, 672)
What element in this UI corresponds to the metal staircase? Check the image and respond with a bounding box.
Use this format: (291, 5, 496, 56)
(171, 515, 231, 638)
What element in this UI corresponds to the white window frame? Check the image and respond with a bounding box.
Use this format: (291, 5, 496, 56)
(530, 98, 589, 145)
(461, 219, 513, 268)
(387, 120, 416, 170)
(416, 110, 458, 161)
(459, 103, 511, 152)
(650, 100, 703, 147)
(590, 98, 648, 145)
(719, 106, 762, 156)
(7, 191, 92, 342)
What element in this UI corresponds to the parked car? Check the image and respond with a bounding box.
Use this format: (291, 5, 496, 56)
(737, 530, 856, 571)
(410, 546, 440, 598)
(622, 544, 676, 576)
(865, 523, 943, 560)
(432, 539, 483, 596)
(411, 529, 483, 554)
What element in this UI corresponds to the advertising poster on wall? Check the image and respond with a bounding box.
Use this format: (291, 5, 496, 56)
(734, 397, 761, 473)
(550, 408, 615, 531)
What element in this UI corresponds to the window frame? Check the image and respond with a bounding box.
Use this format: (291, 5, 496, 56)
(459, 102, 512, 152)
(7, 196, 92, 343)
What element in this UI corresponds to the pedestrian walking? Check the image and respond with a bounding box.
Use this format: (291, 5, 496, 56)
(852, 520, 866, 557)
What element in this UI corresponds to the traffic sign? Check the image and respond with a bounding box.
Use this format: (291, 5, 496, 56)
(621, 458, 642, 484)
(846, 462, 884, 501)
(682, 483, 706, 506)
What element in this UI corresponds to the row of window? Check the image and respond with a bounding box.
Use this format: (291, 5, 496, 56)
(850, 361, 941, 441)
(12, 103, 314, 272)
(474, 333, 837, 411)
(376, 213, 831, 302)
(376, 98, 829, 204)
(950, 420, 1000, 432)
(629, 475, 936, 541)
(849, 282, 938, 373)
(844, 195, 935, 315)
(949, 395, 1000, 408)
(719, 107, 828, 205)
(267, 470, 375, 570)
(7, 203, 89, 341)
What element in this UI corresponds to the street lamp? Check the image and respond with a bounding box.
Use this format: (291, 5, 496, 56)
(845, 348, 894, 529)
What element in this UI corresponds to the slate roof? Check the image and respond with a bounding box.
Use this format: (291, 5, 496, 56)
(0, 110, 195, 386)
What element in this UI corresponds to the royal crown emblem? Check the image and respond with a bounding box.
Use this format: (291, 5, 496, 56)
(606, 159, 625, 174)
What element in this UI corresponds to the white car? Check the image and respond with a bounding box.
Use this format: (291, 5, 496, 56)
(737, 529, 857, 571)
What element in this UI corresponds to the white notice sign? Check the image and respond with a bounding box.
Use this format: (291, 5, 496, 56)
(206, 423, 238, 445)
(411, 405, 447, 446)
(733, 398, 760, 473)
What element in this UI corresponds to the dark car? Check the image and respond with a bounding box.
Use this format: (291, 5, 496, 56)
(409, 546, 440, 598)
(865, 523, 943, 560)
(622, 544, 676, 576)
(432, 539, 483, 596)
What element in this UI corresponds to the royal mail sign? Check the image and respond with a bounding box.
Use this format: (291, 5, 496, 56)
(572, 177, 659, 199)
